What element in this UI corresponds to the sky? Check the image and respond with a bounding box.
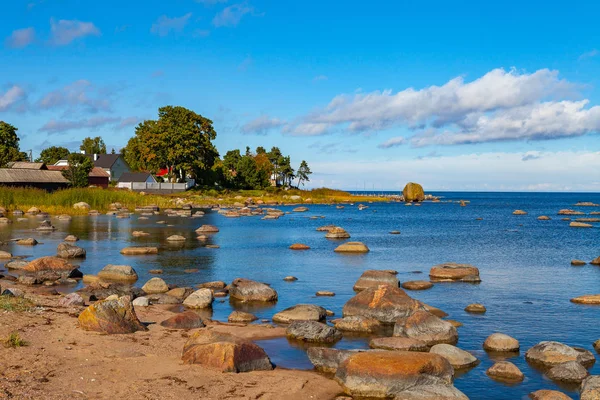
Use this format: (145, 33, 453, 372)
(1, 0, 599, 192)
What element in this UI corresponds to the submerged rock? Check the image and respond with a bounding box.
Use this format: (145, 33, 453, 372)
(229, 278, 278, 302)
(286, 321, 342, 343)
(16, 238, 38, 246)
(343, 285, 423, 324)
(526, 341, 596, 368)
(120, 246, 158, 255)
(429, 262, 481, 283)
(394, 310, 458, 346)
(486, 361, 524, 382)
(78, 296, 147, 334)
(353, 270, 398, 291)
(273, 304, 327, 323)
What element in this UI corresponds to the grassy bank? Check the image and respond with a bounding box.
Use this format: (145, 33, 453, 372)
(0, 187, 388, 215)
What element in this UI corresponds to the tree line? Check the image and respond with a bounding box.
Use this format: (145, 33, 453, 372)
(0, 105, 312, 190)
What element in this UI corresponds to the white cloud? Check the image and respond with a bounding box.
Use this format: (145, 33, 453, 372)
(49, 19, 100, 46)
(37, 80, 111, 113)
(39, 116, 135, 134)
(151, 13, 192, 37)
(378, 136, 405, 148)
(213, 3, 254, 27)
(0, 85, 27, 111)
(5, 27, 36, 48)
(241, 115, 285, 134)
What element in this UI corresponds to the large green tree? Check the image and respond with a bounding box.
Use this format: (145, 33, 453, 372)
(36, 146, 70, 165)
(296, 160, 312, 187)
(123, 106, 219, 183)
(80, 136, 107, 154)
(62, 153, 93, 187)
(0, 121, 27, 167)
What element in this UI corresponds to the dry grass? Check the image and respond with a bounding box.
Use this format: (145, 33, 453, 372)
(0, 295, 34, 312)
(2, 332, 27, 348)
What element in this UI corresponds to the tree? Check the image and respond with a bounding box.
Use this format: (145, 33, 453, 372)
(0, 121, 27, 167)
(279, 156, 295, 187)
(62, 153, 93, 187)
(36, 146, 70, 165)
(297, 160, 312, 187)
(256, 146, 266, 155)
(80, 136, 107, 154)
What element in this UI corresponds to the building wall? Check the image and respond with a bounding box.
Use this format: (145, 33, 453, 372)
(108, 157, 131, 182)
(88, 177, 109, 188)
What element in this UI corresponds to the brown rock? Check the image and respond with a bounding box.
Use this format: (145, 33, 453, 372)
(273, 304, 326, 323)
(307, 347, 364, 373)
(286, 321, 342, 343)
(538, 216, 551, 220)
(513, 210, 528, 215)
(195, 225, 219, 233)
(353, 270, 398, 291)
(160, 311, 205, 329)
(546, 361, 589, 383)
(571, 295, 600, 305)
(342, 285, 424, 324)
(333, 316, 383, 333)
(142, 277, 169, 294)
(465, 303, 486, 313)
(402, 280, 433, 290)
(429, 344, 479, 369)
(78, 296, 147, 334)
(229, 278, 277, 302)
(486, 361, 524, 381)
(16, 238, 38, 246)
(526, 341, 596, 368)
(289, 243, 310, 250)
(483, 333, 520, 352)
(120, 246, 158, 255)
(403, 182, 425, 202)
(429, 262, 480, 283)
(197, 280, 227, 290)
(393, 310, 458, 346)
(571, 221, 593, 228)
(581, 376, 600, 400)
(529, 390, 572, 400)
(228, 311, 258, 323)
(572, 260, 587, 266)
(325, 227, 351, 239)
(334, 241, 369, 253)
(23, 256, 74, 272)
(97, 265, 138, 282)
(369, 337, 429, 351)
(590, 256, 600, 266)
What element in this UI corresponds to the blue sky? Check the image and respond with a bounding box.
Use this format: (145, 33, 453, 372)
(1, 0, 599, 191)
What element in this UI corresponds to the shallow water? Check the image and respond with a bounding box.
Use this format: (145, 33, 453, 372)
(1, 191, 600, 399)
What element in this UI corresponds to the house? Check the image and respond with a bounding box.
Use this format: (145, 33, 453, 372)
(54, 153, 131, 182)
(0, 162, 69, 191)
(46, 165, 110, 188)
(116, 172, 157, 189)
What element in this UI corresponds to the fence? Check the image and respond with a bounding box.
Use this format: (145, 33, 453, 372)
(117, 179, 195, 192)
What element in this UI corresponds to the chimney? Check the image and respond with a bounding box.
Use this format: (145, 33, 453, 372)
(94, 154, 98, 161)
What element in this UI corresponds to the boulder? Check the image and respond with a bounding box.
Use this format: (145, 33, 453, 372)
(0, 251, 12, 259)
(57, 242, 86, 258)
(571, 222, 593, 228)
(195, 225, 219, 233)
(334, 241, 370, 253)
(316, 225, 336, 232)
(1, 287, 24, 297)
(529, 390, 572, 400)
(78, 296, 147, 334)
(526, 341, 596, 368)
(464, 303, 486, 313)
(182, 289, 213, 308)
(333, 316, 383, 333)
(286, 321, 342, 343)
(120, 246, 158, 255)
(581, 376, 600, 400)
(429, 263, 481, 283)
(166, 287, 193, 300)
(325, 227, 350, 239)
(27, 207, 41, 214)
(142, 277, 169, 294)
(403, 182, 425, 202)
(16, 238, 38, 246)
(513, 210, 528, 215)
(289, 243, 310, 250)
(229, 278, 278, 302)
(78, 282, 143, 302)
(283, 276, 298, 282)
(591, 256, 600, 266)
(73, 202, 90, 210)
(571, 295, 600, 305)
(97, 265, 138, 282)
(483, 333, 520, 352)
(160, 311, 205, 329)
(343, 285, 424, 323)
(369, 337, 429, 352)
(307, 347, 364, 373)
(572, 260, 587, 266)
(335, 351, 465, 399)
(36, 220, 56, 231)
(293, 207, 308, 212)
(538, 216, 551, 220)
(64, 235, 79, 242)
(353, 270, 399, 291)
(182, 330, 272, 372)
(402, 280, 433, 290)
(132, 297, 149, 307)
(166, 235, 186, 242)
(486, 361, 524, 381)
(228, 311, 258, 323)
(394, 310, 458, 346)
(546, 361, 589, 383)
(316, 290, 335, 296)
(5, 260, 27, 270)
(197, 281, 227, 290)
(23, 256, 74, 272)
(57, 292, 85, 307)
(273, 304, 327, 323)
(429, 344, 479, 369)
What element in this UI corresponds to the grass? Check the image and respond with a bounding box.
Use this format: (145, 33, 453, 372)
(2, 332, 27, 348)
(0, 295, 34, 312)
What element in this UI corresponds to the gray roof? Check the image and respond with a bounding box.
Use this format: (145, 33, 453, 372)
(118, 172, 153, 183)
(8, 162, 47, 170)
(86, 154, 122, 169)
(0, 168, 69, 183)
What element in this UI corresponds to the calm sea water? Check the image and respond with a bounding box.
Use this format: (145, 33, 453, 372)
(1, 191, 600, 399)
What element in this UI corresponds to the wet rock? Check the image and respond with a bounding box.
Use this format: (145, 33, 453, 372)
(513, 210, 528, 215)
(316, 225, 336, 232)
(333, 316, 383, 333)
(293, 207, 309, 212)
(120, 246, 158, 255)
(160, 311, 205, 329)
(197, 281, 227, 290)
(286, 321, 342, 343)
(483, 333, 520, 352)
(316, 290, 335, 296)
(78, 282, 143, 302)
(5, 260, 26, 270)
(23, 256, 74, 272)
(149, 269, 163, 274)
(353, 270, 398, 291)
(526, 341, 596, 368)
(429, 344, 479, 369)
(369, 337, 429, 351)
(289, 243, 310, 250)
(529, 390, 572, 399)
(132, 231, 150, 237)
(403, 182, 425, 202)
(229, 278, 278, 302)
(402, 280, 433, 290)
(571, 222, 593, 228)
(343, 285, 423, 323)
(140, 277, 168, 294)
(394, 310, 458, 346)
(465, 303, 486, 313)
(97, 265, 138, 282)
(283, 276, 298, 282)
(228, 311, 258, 323)
(195, 225, 219, 233)
(325, 227, 350, 239)
(132, 296, 149, 307)
(273, 304, 327, 323)
(36, 220, 56, 231)
(0, 251, 12, 259)
(58, 292, 85, 307)
(64, 235, 79, 242)
(166, 287, 193, 300)
(429, 262, 481, 283)
(166, 235, 186, 242)
(182, 330, 272, 372)
(389, 230, 401, 234)
(0, 217, 12, 224)
(571, 295, 600, 304)
(581, 376, 600, 400)
(590, 256, 600, 266)
(538, 215, 551, 220)
(335, 351, 465, 399)
(16, 238, 38, 246)
(57, 242, 86, 258)
(572, 260, 587, 266)
(78, 295, 147, 334)
(486, 361, 524, 381)
(334, 241, 369, 253)
(182, 288, 213, 308)
(547, 361, 589, 383)
(27, 207, 41, 215)
(307, 347, 364, 373)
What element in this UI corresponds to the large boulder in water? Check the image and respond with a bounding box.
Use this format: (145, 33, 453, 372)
(353, 270, 398, 291)
(333, 316, 383, 333)
(57, 242, 86, 258)
(273, 304, 326, 323)
(141, 277, 169, 294)
(529, 390, 573, 400)
(97, 265, 138, 282)
(334, 241, 369, 253)
(334, 351, 466, 399)
(429, 262, 481, 283)
(486, 361, 524, 382)
(182, 330, 272, 372)
(23, 256, 74, 272)
(325, 227, 350, 239)
(229, 278, 278, 302)
(182, 288, 213, 308)
(546, 361, 589, 383)
(286, 321, 342, 343)
(120, 246, 158, 255)
(581, 376, 600, 400)
(429, 344, 479, 369)
(342, 285, 424, 324)
(394, 310, 458, 346)
(78, 296, 147, 334)
(403, 182, 425, 202)
(483, 333, 520, 352)
(525, 341, 596, 368)
(307, 347, 365, 373)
